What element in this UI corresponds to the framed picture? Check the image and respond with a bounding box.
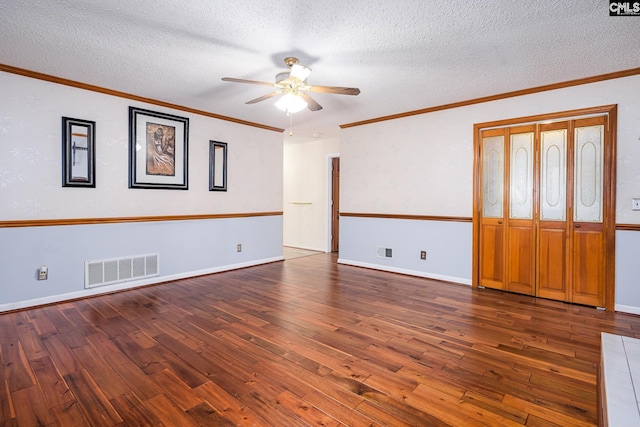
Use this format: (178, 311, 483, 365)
(62, 117, 96, 187)
(128, 106, 189, 190)
(209, 140, 227, 191)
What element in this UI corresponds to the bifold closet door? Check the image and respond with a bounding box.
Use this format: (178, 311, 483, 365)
(479, 128, 506, 290)
(479, 116, 608, 307)
(537, 121, 570, 301)
(479, 126, 536, 295)
(537, 117, 607, 306)
(505, 126, 535, 295)
(570, 116, 606, 307)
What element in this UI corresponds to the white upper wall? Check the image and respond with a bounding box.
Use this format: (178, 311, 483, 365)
(340, 74, 640, 224)
(0, 71, 284, 221)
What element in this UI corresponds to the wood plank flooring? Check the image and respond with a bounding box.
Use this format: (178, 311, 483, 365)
(1, 253, 639, 426)
(282, 246, 323, 260)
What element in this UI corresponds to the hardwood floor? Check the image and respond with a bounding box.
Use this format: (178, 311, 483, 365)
(1, 253, 639, 426)
(282, 246, 323, 260)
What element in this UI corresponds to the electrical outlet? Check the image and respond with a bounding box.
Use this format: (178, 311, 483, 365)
(237, 244, 242, 252)
(632, 198, 640, 211)
(37, 265, 48, 280)
(420, 251, 427, 260)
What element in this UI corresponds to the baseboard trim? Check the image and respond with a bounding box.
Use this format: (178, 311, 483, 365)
(0, 256, 284, 313)
(615, 304, 640, 316)
(337, 258, 471, 286)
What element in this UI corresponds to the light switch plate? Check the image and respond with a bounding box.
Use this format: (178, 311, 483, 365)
(633, 198, 640, 211)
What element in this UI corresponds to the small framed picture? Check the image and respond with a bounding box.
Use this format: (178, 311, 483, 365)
(62, 117, 96, 187)
(209, 141, 227, 191)
(128, 106, 189, 190)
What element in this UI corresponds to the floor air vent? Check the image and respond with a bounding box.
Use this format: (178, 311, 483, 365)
(85, 253, 159, 289)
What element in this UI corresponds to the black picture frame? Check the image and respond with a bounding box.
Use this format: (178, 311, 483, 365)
(62, 117, 96, 187)
(128, 106, 189, 190)
(209, 141, 228, 191)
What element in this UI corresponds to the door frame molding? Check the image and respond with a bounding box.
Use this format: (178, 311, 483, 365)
(325, 153, 340, 253)
(472, 104, 617, 310)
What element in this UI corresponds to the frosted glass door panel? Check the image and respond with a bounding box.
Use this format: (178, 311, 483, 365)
(482, 135, 504, 218)
(574, 125, 604, 222)
(509, 132, 533, 219)
(540, 129, 567, 221)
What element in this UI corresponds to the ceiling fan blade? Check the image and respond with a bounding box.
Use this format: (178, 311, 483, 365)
(245, 92, 281, 104)
(299, 93, 323, 111)
(309, 85, 360, 96)
(222, 77, 275, 87)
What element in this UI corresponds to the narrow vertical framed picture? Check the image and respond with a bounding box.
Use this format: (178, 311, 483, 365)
(209, 140, 227, 191)
(128, 106, 189, 190)
(62, 117, 96, 187)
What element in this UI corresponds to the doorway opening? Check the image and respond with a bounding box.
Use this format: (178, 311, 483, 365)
(330, 156, 340, 253)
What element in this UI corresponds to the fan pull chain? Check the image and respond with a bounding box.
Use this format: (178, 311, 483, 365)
(289, 112, 294, 136)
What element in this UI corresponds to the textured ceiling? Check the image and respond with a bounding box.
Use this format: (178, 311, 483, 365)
(1, 0, 639, 139)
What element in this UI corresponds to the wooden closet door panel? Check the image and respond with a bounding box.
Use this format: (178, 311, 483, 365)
(507, 221, 535, 295)
(572, 226, 605, 306)
(480, 223, 505, 289)
(537, 225, 568, 300)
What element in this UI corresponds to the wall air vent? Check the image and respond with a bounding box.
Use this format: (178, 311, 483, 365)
(85, 253, 159, 289)
(376, 247, 393, 259)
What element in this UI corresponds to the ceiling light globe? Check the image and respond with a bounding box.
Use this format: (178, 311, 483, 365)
(275, 93, 308, 114)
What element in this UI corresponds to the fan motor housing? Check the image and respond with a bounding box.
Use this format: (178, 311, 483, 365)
(275, 72, 290, 83)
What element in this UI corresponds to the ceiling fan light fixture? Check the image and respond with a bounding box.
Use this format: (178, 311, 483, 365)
(222, 57, 359, 114)
(275, 72, 290, 84)
(290, 63, 311, 82)
(275, 93, 307, 114)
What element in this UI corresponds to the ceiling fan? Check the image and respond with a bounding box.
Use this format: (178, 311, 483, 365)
(222, 57, 360, 113)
